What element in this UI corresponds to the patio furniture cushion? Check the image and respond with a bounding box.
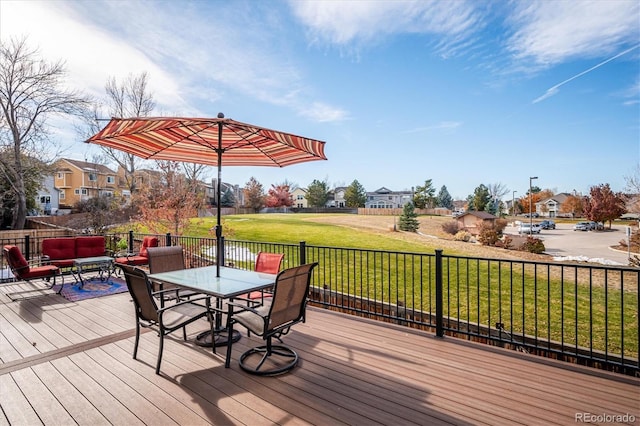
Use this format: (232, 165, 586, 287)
(5, 245, 28, 272)
(75, 236, 107, 258)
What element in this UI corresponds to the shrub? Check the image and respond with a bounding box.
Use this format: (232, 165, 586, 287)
(477, 220, 503, 246)
(502, 235, 513, 250)
(494, 218, 508, 234)
(478, 228, 500, 246)
(441, 220, 460, 235)
(454, 230, 472, 242)
(519, 236, 545, 254)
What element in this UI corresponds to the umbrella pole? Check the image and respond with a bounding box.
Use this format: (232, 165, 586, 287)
(215, 120, 223, 277)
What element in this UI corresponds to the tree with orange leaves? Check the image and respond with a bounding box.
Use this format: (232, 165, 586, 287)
(519, 189, 553, 215)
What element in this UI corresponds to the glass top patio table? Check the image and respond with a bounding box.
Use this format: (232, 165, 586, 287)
(148, 265, 276, 298)
(148, 265, 277, 348)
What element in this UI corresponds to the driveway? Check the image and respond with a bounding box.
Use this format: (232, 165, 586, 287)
(507, 223, 631, 265)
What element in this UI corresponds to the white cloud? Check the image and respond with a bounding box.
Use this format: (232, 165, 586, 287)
(1, 1, 347, 123)
(288, 0, 483, 55)
(299, 102, 350, 122)
(507, 0, 640, 65)
(0, 1, 187, 112)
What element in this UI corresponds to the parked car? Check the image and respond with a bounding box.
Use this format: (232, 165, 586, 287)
(518, 223, 541, 234)
(539, 220, 556, 230)
(523, 213, 539, 218)
(573, 222, 590, 231)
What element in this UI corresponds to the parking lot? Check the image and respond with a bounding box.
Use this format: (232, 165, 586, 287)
(507, 222, 632, 265)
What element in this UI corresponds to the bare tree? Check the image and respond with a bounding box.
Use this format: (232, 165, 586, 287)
(624, 163, 640, 213)
(0, 37, 90, 229)
(487, 183, 509, 202)
(92, 72, 156, 194)
(183, 162, 210, 184)
(134, 161, 203, 235)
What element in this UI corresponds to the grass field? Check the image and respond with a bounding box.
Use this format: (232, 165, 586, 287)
(125, 213, 638, 360)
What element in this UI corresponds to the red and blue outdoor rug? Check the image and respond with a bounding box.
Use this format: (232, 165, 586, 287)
(52, 276, 128, 302)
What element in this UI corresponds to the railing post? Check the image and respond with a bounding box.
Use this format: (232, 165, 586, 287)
(165, 233, 171, 246)
(221, 236, 225, 266)
(25, 235, 30, 260)
(299, 241, 306, 265)
(435, 249, 444, 338)
(128, 230, 134, 253)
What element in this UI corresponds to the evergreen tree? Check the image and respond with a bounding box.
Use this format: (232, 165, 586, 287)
(436, 185, 453, 209)
(398, 202, 419, 232)
(344, 179, 367, 207)
(220, 188, 235, 207)
(306, 179, 330, 207)
(470, 184, 491, 211)
(413, 179, 436, 209)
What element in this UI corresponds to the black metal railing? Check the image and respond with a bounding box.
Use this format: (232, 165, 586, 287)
(1, 232, 638, 375)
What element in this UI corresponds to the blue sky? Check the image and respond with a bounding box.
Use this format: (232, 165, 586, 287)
(2, 0, 639, 201)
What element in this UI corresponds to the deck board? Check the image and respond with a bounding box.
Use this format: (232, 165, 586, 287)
(1, 283, 638, 426)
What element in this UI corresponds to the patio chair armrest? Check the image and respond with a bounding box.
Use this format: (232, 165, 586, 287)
(26, 258, 50, 268)
(113, 250, 136, 258)
(151, 287, 192, 297)
(157, 295, 219, 313)
(226, 301, 263, 317)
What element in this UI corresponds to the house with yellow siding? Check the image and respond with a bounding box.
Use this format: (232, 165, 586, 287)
(54, 159, 119, 208)
(291, 187, 308, 208)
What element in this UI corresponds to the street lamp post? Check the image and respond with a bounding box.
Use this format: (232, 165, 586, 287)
(512, 190, 517, 217)
(529, 176, 538, 234)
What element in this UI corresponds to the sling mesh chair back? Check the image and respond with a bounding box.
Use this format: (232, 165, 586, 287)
(147, 245, 190, 304)
(3, 245, 62, 299)
(225, 262, 318, 375)
(118, 264, 215, 375)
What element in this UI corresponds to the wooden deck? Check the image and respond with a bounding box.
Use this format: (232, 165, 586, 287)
(1, 280, 638, 426)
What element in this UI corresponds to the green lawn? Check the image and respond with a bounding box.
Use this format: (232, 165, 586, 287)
(190, 213, 449, 253)
(127, 213, 638, 360)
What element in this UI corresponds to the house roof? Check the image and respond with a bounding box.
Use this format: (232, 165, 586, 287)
(58, 158, 116, 175)
(538, 192, 571, 205)
(458, 211, 497, 220)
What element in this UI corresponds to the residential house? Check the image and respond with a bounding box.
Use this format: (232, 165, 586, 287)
(365, 187, 413, 209)
(116, 166, 164, 201)
(535, 193, 571, 218)
(291, 187, 308, 208)
(211, 179, 242, 207)
(324, 186, 347, 208)
(35, 176, 60, 215)
(53, 159, 119, 208)
(456, 211, 497, 235)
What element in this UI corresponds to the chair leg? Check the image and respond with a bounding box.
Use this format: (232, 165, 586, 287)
(133, 322, 140, 360)
(208, 310, 217, 355)
(156, 331, 164, 375)
(225, 318, 234, 368)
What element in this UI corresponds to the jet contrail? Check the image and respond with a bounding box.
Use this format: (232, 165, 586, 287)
(533, 44, 640, 104)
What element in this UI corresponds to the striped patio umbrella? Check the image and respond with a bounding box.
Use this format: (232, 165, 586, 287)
(87, 113, 327, 276)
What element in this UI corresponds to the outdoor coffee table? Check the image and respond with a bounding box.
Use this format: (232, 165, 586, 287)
(73, 256, 114, 288)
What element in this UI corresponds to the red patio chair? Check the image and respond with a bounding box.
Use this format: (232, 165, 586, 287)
(3, 245, 62, 299)
(114, 236, 159, 267)
(246, 252, 284, 301)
